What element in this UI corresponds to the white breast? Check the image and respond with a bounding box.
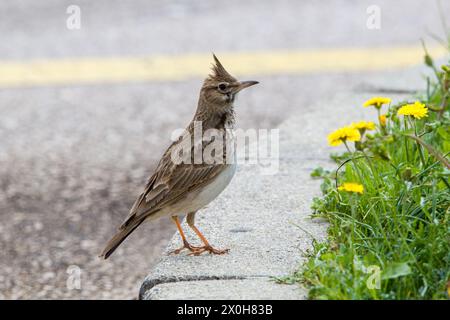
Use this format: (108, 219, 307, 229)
(196, 163, 236, 204)
(171, 163, 236, 214)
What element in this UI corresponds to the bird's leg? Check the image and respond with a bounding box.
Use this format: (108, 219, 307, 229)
(186, 212, 229, 255)
(169, 216, 201, 254)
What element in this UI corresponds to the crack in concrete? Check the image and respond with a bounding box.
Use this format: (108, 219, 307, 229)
(354, 84, 418, 94)
(139, 274, 274, 299)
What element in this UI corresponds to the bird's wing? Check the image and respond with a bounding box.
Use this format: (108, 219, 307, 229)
(119, 132, 227, 229)
(120, 163, 225, 229)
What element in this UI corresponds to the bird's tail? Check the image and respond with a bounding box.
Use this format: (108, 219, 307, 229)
(99, 220, 143, 259)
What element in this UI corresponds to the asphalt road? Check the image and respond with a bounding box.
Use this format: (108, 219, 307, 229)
(0, 0, 448, 299)
(1, 0, 449, 59)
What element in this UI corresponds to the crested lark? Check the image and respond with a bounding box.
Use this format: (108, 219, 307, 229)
(100, 55, 258, 258)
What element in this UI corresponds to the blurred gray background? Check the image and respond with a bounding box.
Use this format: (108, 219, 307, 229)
(0, 0, 449, 299)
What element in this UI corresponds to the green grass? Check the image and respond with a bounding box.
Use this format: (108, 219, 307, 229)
(285, 49, 450, 299)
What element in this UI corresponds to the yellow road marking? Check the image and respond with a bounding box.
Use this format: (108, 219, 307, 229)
(0, 46, 447, 87)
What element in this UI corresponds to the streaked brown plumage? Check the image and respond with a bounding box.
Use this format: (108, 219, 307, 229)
(100, 54, 258, 259)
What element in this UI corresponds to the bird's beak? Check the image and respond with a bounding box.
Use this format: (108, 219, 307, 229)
(234, 80, 259, 92)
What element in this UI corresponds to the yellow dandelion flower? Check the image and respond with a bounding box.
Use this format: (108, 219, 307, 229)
(351, 121, 376, 131)
(379, 114, 387, 126)
(338, 182, 364, 194)
(327, 126, 361, 146)
(363, 97, 392, 109)
(397, 101, 428, 119)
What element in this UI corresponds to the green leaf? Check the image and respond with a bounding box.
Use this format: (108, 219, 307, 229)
(311, 167, 325, 178)
(436, 126, 450, 140)
(382, 262, 412, 280)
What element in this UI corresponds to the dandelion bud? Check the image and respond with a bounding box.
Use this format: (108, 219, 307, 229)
(424, 54, 434, 67)
(402, 167, 412, 181)
(424, 123, 434, 133)
(355, 141, 364, 151)
(385, 135, 394, 143)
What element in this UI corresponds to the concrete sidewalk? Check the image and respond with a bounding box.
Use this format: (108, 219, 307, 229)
(139, 65, 430, 300)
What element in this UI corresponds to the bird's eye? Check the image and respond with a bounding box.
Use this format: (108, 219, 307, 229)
(217, 82, 229, 93)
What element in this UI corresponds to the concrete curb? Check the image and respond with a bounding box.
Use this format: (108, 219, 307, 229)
(139, 65, 430, 300)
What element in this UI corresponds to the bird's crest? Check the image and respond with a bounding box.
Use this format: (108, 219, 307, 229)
(209, 54, 236, 82)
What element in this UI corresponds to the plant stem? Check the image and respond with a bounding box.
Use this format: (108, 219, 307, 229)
(344, 141, 352, 154)
(403, 118, 410, 163)
(344, 141, 364, 183)
(414, 120, 426, 167)
(377, 107, 383, 132)
(405, 134, 450, 169)
(362, 150, 381, 188)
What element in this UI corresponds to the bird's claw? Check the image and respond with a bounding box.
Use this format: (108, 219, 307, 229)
(169, 240, 202, 255)
(187, 245, 229, 256)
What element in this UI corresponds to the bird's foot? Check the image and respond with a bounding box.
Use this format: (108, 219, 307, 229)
(188, 245, 229, 256)
(169, 240, 202, 255)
